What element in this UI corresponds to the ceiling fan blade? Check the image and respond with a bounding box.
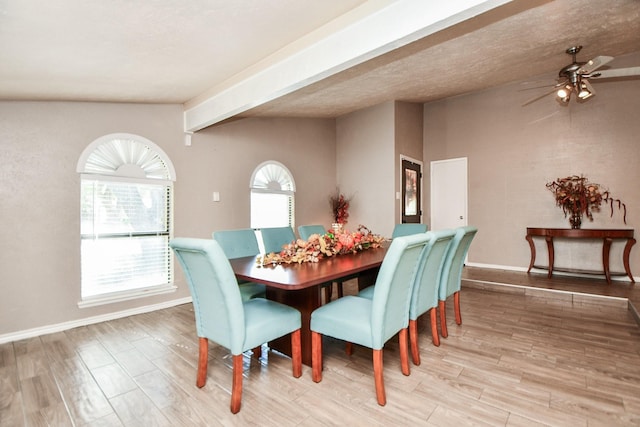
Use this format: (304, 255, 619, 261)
(590, 66, 640, 79)
(578, 55, 614, 74)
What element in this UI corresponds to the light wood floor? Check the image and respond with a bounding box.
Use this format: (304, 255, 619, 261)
(2, 269, 640, 426)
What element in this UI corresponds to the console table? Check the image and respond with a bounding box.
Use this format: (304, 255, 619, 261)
(526, 228, 636, 284)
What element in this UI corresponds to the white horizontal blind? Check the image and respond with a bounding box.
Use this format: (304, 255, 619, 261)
(250, 192, 293, 228)
(81, 178, 171, 298)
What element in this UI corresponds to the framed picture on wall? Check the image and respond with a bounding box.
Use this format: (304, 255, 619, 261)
(402, 159, 421, 223)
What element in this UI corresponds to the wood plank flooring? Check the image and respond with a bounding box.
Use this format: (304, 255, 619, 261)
(1, 269, 639, 426)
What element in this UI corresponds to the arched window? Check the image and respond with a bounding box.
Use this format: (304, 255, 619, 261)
(77, 133, 176, 305)
(250, 161, 295, 229)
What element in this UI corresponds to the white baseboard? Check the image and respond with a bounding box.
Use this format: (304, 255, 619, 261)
(466, 262, 637, 283)
(0, 296, 193, 345)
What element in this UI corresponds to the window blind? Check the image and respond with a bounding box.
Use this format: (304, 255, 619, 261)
(80, 178, 171, 298)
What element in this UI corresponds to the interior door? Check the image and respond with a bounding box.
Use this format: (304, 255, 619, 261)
(430, 157, 468, 230)
(401, 158, 422, 223)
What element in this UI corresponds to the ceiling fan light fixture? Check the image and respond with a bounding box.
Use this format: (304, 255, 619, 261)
(556, 83, 573, 101)
(578, 82, 593, 100)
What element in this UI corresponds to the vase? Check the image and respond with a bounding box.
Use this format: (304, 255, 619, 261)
(569, 212, 582, 229)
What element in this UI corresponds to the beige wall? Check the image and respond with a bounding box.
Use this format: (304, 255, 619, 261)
(394, 102, 424, 222)
(337, 101, 395, 237)
(177, 117, 337, 236)
(336, 101, 424, 237)
(423, 63, 640, 276)
(0, 103, 336, 337)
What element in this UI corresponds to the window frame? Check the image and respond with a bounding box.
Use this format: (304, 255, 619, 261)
(249, 161, 296, 229)
(76, 133, 176, 307)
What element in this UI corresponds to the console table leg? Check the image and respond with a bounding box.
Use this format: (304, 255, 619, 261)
(526, 235, 536, 273)
(603, 237, 613, 284)
(545, 236, 554, 279)
(623, 238, 636, 283)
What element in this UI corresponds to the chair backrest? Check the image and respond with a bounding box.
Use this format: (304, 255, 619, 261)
(213, 228, 260, 259)
(409, 229, 456, 320)
(170, 238, 246, 353)
(261, 226, 296, 253)
(439, 226, 478, 300)
(298, 224, 327, 241)
(391, 223, 428, 238)
(369, 233, 431, 349)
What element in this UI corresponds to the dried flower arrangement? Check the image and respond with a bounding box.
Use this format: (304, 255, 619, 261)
(329, 189, 351, 225)
(257, 224, 384, 266)
(546, 175, 627, 228)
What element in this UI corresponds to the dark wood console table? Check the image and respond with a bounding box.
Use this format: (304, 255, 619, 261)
(526, 228, 636, 284)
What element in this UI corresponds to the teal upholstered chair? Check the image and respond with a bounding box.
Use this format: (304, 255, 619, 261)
(261, 226, 297, 254)
(391, 223, 428, 238)
(298, 224, 327, 240)
(213, 228, 266, 301)
(438, 226, 478, 338)
(170, 238, 302, 414)
(298, 224, 345, 301)
(310, 233, 430, 406)
(408, 229, 455, 364)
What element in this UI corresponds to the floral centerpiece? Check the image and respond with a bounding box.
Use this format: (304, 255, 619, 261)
(257, 224, 385, 266)
(546, 175, 627, 229)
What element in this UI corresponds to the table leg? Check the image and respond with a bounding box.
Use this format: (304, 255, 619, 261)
(266, 286, 321, 367)
(545, 236, 554, 279)
(526, 234, 536, 273)
(623, 238, 636, 283)
(603, 237, 613, 284)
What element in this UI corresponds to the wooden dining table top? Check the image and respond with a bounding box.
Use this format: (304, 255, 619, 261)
(229, 243, 389, 290)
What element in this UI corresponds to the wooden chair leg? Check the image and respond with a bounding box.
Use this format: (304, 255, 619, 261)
(312, 332, 323, 383)
(252, 345, 261, 359)
(230, 354, 243, 414)
(196, 337, 208, 388)
(337, 281, 344, 298)
(399, 328, 410, 376)
(345, 342, 353, 356)
(373, 349, 386, 406)
(409, 319, 420, 365)
(439, 300, 448, 338)
(430, 308, 440, 347)
(291, 329, 302, 378)
(454, 291, 462, 325)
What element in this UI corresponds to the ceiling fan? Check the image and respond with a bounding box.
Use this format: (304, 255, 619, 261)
(523, 45, 640, 106)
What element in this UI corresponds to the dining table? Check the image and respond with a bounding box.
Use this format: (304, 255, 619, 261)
(229, 244, 388, 366)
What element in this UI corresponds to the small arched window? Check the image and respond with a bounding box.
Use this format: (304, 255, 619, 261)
(77, 133, 176, 305)
(250, 161, 295, 229)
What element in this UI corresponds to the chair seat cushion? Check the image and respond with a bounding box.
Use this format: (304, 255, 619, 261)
(242, 298, 301, 353)
(310, 296, 374, 348)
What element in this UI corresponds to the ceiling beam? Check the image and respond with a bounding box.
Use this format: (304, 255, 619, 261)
(183, 0, 514, 131)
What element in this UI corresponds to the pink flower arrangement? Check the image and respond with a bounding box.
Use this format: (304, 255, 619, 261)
(257, 224, 384, 266)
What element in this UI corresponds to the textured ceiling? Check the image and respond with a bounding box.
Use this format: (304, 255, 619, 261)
(242, 0, 640, 118)
(1, 0, 639, 121)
